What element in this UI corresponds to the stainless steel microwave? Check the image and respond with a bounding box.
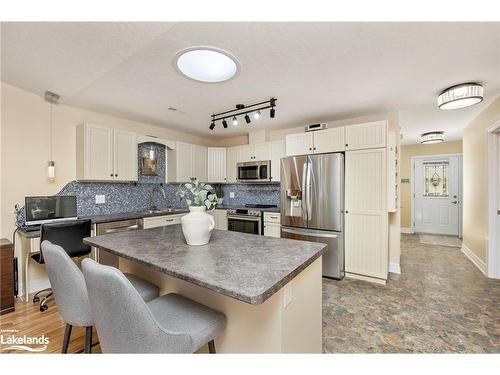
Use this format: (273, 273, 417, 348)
(237, 160, 271, 182)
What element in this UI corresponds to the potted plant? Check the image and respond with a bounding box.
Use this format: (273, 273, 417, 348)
(214, 185, 225, 205)
(176, 178, 217, 245)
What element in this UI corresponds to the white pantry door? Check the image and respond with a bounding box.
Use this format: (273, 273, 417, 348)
(413, 155, 461, 235)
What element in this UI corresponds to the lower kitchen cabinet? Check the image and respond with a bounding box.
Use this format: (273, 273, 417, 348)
(210, 209, 228, 230)
(143, 214, 184, 229)
(263, 212, 281, 238)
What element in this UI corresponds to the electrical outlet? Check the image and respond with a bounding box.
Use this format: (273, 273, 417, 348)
(284, 282, 293, 308)
(95, 195, 105, 204)
(229, 192, 235, 199)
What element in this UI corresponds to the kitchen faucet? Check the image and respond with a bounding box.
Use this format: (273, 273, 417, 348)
(150, 186, 167, 211)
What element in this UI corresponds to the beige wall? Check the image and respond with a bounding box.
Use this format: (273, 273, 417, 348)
(399, 141, 463, 228)
(0, 82, 217, 239)
(462, 96, 500, 263)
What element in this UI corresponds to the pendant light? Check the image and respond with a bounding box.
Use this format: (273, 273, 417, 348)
(44, 91, 59, 182)
(149, 145, 155, 160)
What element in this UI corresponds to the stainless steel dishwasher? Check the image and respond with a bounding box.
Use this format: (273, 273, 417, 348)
(95, 218, 143, 268)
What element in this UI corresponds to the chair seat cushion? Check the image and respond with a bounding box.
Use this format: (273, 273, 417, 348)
(124, 273, 159, 303)
(147, 293, 226, 352)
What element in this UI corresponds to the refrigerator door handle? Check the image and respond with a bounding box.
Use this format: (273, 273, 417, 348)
(301, 161, 308, 223)
(306, 159, 312, 221)
(282, 227, 338, 239)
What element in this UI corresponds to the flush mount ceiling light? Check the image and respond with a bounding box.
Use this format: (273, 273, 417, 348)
(437, 82, 483, 110)
(420, 131, 445, 144)
(175, 47, 238, 83)
(209, 98, 277, 131)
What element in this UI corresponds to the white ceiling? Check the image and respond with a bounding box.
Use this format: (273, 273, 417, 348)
(2, 22, 499, 144)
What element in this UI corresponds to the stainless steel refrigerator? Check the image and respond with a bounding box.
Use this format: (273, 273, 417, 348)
(280, 153, 344, 279)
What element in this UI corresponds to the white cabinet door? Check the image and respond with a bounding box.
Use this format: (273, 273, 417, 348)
(253, 143, 270, 161)
(192, 145, 207, 182)
(270, 140, 286, 182)
(226, 147, 238, 183)
(345, 148, 388, 280)
(207, 148, 227, 183)
(263, 222, 281, 238)
(313, 127, 345, 154)
(238, 145, 254, 162)
(176, 142, 193, 182)
(113, 129, 137, 181)
(209, 209, 228, 230)
(345, 121, 387, 151)
(286, 132, 313, 156)
(84, 124, 114, 180)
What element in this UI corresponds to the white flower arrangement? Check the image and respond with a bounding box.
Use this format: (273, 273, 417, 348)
(176, 178, 217, 210)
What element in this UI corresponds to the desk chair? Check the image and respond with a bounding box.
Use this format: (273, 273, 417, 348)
(41, 240, 160, 353)
(31, 220, 92, 312)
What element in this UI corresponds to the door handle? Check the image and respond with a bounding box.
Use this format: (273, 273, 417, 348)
(281, 227, 338, 239)
(451, 201, 458, 204)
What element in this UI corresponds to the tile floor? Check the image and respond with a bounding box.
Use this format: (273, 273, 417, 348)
(322, 234, 500, 353)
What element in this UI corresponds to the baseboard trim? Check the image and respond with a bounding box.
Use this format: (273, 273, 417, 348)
(389, 262, 401, 274)
(18, 277, 51, 297)
(345, 272, 387, 285)
(401, 227, 414, 234)
(461, 243, 487, 276)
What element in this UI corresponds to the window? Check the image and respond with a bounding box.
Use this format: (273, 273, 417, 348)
(423, 161, 449, 197)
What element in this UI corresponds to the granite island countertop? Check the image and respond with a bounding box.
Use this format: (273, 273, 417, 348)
(84, 225, 326, 305)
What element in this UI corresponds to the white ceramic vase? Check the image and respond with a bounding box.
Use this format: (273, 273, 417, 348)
(181, 206, 215, 246)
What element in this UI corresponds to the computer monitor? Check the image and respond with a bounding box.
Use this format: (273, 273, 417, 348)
(25, 196, 78, 226)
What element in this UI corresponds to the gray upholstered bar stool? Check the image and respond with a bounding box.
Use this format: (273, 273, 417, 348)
(41, 241, 160, 353)
(82, 258, 227, 353)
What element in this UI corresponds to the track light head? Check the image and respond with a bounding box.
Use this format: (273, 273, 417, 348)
(232, 116, 238, 126)
(222, 119, 228, 128)
(244, 114, 251, 124)
(270, 107, 275, 118)
(209, 122, 215, 130)
(253, 110, 261, 120)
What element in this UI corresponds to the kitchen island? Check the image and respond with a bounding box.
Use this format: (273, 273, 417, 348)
(84, 224, 326, 353)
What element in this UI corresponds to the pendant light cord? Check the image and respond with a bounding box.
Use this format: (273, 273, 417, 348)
(49, 102, 53, 161)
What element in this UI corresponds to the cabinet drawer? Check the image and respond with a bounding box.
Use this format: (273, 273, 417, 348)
(143, 214, 184, 229)
(263, 212, 281, 223)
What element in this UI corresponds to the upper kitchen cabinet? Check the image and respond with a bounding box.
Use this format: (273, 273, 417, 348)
(226, 146, 239, 183)
(238, 143, 270, 162)
(345, 120, 387, 151)
(207, 147, 226, 183)
(168, 142, 208, 183)
(76, 123, 137, 181)
(285, 127, 345, 156)
(269, 140, 285, 182)
(285, 132, 313, 156)
(192, 145, 208, 182)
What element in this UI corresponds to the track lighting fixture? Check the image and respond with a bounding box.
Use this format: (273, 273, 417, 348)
(208, 98, 277, 130)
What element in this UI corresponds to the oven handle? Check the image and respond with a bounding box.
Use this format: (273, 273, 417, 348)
(227, 215, 261, 221)
(281, 227, 338, 239)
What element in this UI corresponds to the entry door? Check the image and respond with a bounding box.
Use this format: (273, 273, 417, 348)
(414, 155, 461, 235)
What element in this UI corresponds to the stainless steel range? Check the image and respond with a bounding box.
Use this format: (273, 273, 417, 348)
(227, 204, 278, 235)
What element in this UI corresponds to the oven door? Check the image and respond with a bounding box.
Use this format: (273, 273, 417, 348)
(227, 215, 261, 235)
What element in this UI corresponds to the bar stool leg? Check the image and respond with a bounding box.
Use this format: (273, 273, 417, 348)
(208, 340, 216, 354)
(84, 326, 93, 353)
(62, 324, 72, 353)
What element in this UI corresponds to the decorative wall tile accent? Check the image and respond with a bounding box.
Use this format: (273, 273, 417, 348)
(137, 142, 166, 184)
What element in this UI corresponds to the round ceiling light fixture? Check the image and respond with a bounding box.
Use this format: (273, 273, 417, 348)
(420, 131, 445, 144)
(175, 47, 238, 83)
(437, 82, 483, 110)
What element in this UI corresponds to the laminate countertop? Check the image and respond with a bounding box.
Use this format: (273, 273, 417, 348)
(84, 225, 326, 305)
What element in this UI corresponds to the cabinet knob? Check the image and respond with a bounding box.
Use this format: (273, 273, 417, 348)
(345, 143, 348, 147)
(110, 173, 113, 177)
(313, 147, 316, 150)
(115, 174, 118, 177)
(309, 148, 312, 151)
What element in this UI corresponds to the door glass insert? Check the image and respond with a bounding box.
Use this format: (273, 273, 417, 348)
(423, 161, 449, 197)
